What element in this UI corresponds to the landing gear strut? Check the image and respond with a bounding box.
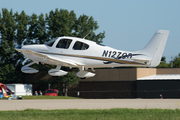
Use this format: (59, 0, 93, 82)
(48, 65, 68, 76)
(76, 66, 95, 78)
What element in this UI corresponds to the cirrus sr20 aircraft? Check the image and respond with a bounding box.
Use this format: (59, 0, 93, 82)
(16, 30, 169, 78)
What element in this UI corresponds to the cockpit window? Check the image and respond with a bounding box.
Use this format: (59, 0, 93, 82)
(56, 39, 72, 49)
(73, 41, 89, 50)
(45, 38, 57, 47)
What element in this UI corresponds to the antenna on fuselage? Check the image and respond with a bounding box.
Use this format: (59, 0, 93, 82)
(83, 31, 91, 39)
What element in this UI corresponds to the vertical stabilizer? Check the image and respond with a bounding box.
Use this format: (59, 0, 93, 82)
(136, 30, 169, 67)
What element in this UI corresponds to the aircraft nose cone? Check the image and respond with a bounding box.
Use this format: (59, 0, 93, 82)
(15, 46, 22, 49)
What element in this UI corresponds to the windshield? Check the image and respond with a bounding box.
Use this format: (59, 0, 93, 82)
(45, 38, 58, 47)
(46, 90, 55, 93)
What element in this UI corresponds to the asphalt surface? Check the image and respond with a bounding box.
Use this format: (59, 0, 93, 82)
(0, 99, 180, 111)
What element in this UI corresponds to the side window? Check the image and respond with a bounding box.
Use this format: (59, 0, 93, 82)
(73, 41, 89, 50)
(56, 39, 72, 49)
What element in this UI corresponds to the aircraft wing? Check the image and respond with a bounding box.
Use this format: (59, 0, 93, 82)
(16, 49, 84, 66)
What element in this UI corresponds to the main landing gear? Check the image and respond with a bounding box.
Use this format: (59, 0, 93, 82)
(21, 62, 95, 78)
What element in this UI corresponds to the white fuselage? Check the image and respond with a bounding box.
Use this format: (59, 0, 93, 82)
(16, 30, 170, 78)
(22, 37, 145, 69)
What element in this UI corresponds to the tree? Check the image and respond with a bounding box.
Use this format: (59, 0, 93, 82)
(0, 8, 26, 83)
(25, 13, 38, 45)
(74, 14, 105, 43)
(37, 13, 48, 44)
(14, 11, 29, 46)
(46, 9, 105, 43)
(0, 9, 16, 64)
(156, 56, 170, 68)
(57, 72, 78, 96)
(14, 11, 29, 66)
(173, 53, 180, 67)
(46, 9, 76, 39)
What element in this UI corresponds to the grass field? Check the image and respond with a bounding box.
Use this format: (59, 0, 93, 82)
(21, 95, 80, 99)
(0, 95, 80, 100)
(0, 108, 180, 120)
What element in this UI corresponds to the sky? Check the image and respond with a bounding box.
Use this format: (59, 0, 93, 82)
(1, 0, 180, 62)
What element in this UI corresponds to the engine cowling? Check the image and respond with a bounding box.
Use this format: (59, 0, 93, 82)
(76, 71, 95, 78)
(48, 69, 68, 76)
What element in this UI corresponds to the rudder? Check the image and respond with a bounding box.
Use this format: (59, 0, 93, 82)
(136, 30, 169, 67)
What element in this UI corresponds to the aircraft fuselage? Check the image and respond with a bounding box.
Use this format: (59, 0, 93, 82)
(22, 37, 145, 69)
(16, 30, 170, 78)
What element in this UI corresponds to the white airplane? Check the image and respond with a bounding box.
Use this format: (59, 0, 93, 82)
(16, 30, 169, 78)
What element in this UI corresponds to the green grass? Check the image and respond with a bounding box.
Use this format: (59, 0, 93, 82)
(0, 108, 180, 120)
(21, 95, 81, 99)
(0, 95, 80, 100)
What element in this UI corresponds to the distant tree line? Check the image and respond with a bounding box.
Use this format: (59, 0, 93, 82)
(0, 8, 105, 84)
(157, 54, 180, 68)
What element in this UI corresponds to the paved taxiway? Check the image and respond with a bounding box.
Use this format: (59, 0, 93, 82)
(0, 99, 180, 111)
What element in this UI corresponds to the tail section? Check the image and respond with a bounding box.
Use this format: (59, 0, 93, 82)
(136, 30, 169, 67)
